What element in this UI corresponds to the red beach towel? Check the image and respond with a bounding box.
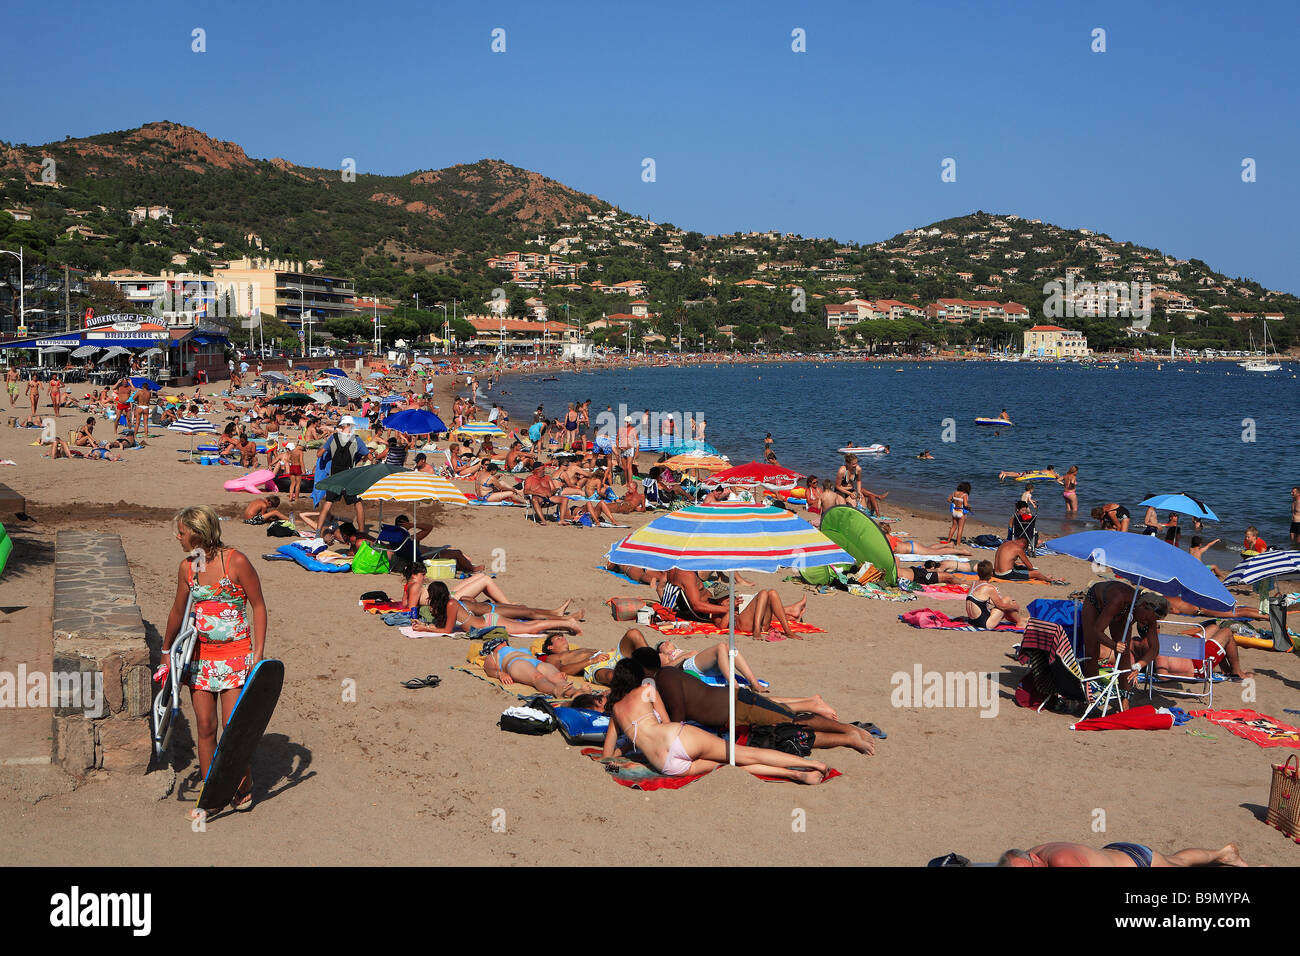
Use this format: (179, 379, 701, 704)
(1188, 708, 1300, 749)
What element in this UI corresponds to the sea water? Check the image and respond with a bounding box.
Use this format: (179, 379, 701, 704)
(498, 360, 1299, 548)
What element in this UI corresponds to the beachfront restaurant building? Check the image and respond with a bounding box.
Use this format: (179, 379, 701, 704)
(1022, 324, 1090, 358)
(464, 315, 579, 353)
(0, 316, 229, 383)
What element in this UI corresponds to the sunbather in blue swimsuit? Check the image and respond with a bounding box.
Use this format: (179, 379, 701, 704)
(1103, 842, 1153, 867)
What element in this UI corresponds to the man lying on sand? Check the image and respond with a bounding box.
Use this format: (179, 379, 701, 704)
(601, 659, 832, 783)
(998, 841, 1247, 867)
(573, 644, 878, 757)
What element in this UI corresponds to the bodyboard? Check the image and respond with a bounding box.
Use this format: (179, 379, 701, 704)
(195, 658, 285, 811)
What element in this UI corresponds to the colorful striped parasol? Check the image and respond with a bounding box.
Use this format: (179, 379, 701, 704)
(605, 501, 853, 763)
(358, 471, 470, 560)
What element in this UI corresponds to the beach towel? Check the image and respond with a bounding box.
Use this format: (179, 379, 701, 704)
(1015, 619, 1088, 710)
(916, 582, 971, 597)
(897, 608, 1024, 632)
(451, 664, 600, 700)
(580, 740, 842, 790)
(361, 599, 407, 614)
(1188, 708, 1300, 749)
(648, 619, 826, 640)
(846, 582, 916, 602)
(467, 498, 524, 507)
(398, 626, 464, 639)
(275, 543, 351, 572)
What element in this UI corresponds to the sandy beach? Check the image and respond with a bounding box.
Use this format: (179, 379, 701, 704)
(1, 369, 1298, 867)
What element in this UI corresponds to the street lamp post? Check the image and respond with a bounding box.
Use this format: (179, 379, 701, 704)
(437, 302, 447, 354)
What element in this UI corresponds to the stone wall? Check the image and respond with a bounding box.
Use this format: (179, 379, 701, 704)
(50, 530, 153, 775)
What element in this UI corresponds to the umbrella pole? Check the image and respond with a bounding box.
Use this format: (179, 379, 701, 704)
(729, 575, 736, 766)
(1114, 576, 1143, 710)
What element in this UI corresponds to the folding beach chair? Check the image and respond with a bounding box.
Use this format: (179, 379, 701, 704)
(1015, 617, 1141, 719)
(1142, 622, 1213, 708)
(1008, 510, 1038, 555)
(152, 592, 198, 755)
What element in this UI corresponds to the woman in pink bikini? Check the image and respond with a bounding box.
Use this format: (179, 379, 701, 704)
(161, 505, 267, 812)
(600, 659, 830, 783)
(1057, 465, 1079, 515)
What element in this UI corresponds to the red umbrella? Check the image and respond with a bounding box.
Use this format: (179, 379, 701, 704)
(702, 461, 803, 490)
(1071, 705, 1174, 731)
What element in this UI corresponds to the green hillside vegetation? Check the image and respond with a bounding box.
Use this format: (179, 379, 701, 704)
(1, 124, 1296, 354)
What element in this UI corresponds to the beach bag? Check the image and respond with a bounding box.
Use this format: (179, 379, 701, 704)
(498, 705, 555, 735)
(607, 597, 645, 621)
(1266, 755, 1300, 844)
(468, 625, 509, 644)
(351, 541, 390, 575)
(265, 520, 296, 537)
(746, 723, 815, 757)
(974, 534, 1003, 548)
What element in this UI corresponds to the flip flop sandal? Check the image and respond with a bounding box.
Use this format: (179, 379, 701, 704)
(231, 785, 254, 812)
(401, 675, 441, 689)
(852, 721, 887, 739)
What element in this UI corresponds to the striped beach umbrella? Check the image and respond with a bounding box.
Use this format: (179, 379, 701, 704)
(332, 377, 365, 401)
(71, 345, 101, 359)
(358, 471, 471, 560)
(1223, 550, 1300, 586)
(168, 416, 217, 458)
(605, 502, 853, 763)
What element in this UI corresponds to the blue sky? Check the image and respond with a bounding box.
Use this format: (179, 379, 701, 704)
(4, 0, 1297, 291)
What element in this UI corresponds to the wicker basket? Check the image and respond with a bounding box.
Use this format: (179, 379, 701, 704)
(1265, 754, 1300, 844)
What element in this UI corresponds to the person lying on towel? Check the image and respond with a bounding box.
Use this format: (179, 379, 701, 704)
(998, 841, 1247, 868)
(659, 567, 808, 640)
(539, 628, 765, 689)
(583, 648, 876, 756)
(599, 659, 831, 784)
(480, 634, 578, 699)
(408, 581, 581, 637)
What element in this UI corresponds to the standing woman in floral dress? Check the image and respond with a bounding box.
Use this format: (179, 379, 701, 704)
(162, 505, 267, 812)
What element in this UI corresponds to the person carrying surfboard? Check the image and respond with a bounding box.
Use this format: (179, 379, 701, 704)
(162, 505, 268, 814)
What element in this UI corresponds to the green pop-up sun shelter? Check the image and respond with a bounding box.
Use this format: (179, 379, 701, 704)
(799, 506, 898, 587)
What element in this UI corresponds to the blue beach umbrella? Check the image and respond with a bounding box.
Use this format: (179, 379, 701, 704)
(383, 409, 448, 435)
(128, 377, 161, 390)
(1138, 494, 1219, 521)
(1050, 530, 1235, 613)
(322, 368, 347, 378)
(606, 502, 854, 763)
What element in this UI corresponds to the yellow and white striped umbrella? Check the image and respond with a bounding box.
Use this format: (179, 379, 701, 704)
(358, 472, 470, 505)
